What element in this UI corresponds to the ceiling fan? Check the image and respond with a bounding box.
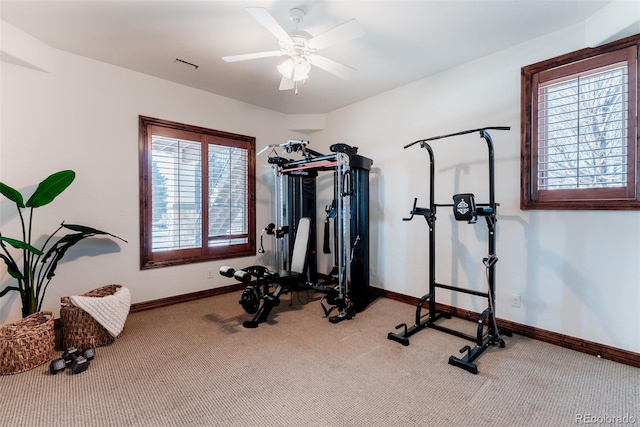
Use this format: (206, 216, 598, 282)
(222, 7, 365, 93)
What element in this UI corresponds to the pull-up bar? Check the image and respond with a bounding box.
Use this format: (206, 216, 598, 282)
(405, 126, 510, 208)
(404, 126, 511, 149)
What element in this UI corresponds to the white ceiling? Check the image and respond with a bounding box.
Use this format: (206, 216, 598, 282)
(1, 0, 611, 114)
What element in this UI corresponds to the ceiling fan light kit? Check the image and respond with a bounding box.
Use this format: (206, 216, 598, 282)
(221, 7, 364, 94)
(277, 56, 311, 81)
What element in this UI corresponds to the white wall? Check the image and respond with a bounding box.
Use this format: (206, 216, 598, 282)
(0, 42, 300, 322)
(310, 9, 640, 353)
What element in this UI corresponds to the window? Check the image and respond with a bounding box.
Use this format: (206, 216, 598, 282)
(521, 34, 639, 209)
(139, 116, 256, 268)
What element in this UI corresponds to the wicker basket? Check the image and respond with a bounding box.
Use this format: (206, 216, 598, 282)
(0, 311, 55, 375)
(60, 284, 124, 349)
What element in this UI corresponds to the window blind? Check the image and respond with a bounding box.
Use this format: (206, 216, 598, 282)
(207, 143, 249, 246)
(536, 63, 628, 190)
(151, 135, 202, 252)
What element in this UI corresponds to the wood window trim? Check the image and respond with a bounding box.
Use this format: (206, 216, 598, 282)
(139, 115, 256, 269)
(521, 33, 640, 210)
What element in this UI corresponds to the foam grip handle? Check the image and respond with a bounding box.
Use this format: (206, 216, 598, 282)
(219, 266, 235, 277)
(234, 270, 252, 284)
(323, 220, 331, 254)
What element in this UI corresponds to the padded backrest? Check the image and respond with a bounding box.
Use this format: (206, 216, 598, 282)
(290, 217, 311, 274)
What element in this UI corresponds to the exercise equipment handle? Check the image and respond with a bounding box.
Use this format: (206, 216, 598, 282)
(404, 126, 510, 149)
(323, 218, 331, 254)
(403, 198, 418, 221)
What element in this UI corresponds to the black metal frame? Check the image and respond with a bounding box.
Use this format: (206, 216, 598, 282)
(222, 140, 374, 327)
(277, 143, 374, 323)
(387, 127, 511, 374)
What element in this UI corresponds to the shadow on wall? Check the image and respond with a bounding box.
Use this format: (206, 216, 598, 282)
(55, 236, 123, 262)
(0, 291, 19, 324)
(493, 210, 622, 349)
(409, 134, 492, 312)
(315, 171, 334, 275)
(436, 163, 607, 342)
(369, 168, 382, 287)
(0, 235, 124, 322)
(520, 212, 608, 339)
(256, 166, 276, 268)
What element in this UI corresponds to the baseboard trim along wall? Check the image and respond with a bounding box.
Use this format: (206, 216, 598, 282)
(128, 284, 640, 369)
(374, 287, 640, 369)
(129, 283, 245, 313)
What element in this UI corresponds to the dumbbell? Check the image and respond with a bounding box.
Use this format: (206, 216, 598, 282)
(49, 347, 95, 375)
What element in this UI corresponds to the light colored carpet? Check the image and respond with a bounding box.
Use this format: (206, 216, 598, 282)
(1, 291, 638, 426)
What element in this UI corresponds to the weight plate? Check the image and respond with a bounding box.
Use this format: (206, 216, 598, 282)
(239, 286, 260, 314)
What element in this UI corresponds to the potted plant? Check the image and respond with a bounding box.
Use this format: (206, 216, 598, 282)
(0, 170, 126, 318)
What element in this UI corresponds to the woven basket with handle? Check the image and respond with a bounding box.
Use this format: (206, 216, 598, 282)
(60, 284, 123, 349)
(0, 310, 55, 375)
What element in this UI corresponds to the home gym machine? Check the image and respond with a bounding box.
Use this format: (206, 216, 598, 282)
(220, 139, 374, 328)
(387, 127, 511, 374)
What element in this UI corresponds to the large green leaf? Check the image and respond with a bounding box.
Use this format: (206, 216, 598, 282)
(0, 236, 44, 255)
(0, 182, 25, 208)
(26, 170, 76, 208)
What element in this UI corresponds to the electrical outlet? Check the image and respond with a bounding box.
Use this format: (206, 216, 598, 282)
(207, 269, 213, 279)
(511, 293, 521, 308)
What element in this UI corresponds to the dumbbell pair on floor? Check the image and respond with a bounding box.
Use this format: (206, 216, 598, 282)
(49, 346, 96, 375)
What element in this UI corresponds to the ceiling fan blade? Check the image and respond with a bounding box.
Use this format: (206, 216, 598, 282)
(279, 76, 295, 91)
(308, 19, 365, 51)
(222, 51, 285, 62)
(308, 54, 357, 80)
(246, 7, 294, 45)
